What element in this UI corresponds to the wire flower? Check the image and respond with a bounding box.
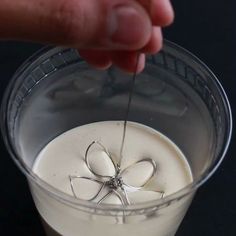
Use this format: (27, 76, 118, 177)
(69, 141, 164, 206)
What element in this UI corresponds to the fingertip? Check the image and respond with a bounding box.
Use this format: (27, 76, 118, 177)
(151, 0, 175, 27)
(141, 27, 163, 54)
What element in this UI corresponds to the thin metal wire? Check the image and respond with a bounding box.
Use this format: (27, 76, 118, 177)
(121, 187, 130, 205)
(97, 190, 127, 224)
(119, 53, 141, 166)
(112, 190, 127, 223)
(97, 190, 113, 205)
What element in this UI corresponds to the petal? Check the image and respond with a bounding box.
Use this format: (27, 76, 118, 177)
(85, 141, 116, 178)
(121, 158, 156, 188)
(127, 190, 164, 204)
(69, 176, 104, 201)
(98, 191, 123, 205)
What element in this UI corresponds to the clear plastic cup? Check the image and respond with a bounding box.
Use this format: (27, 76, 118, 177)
(0, 41, 232, 236)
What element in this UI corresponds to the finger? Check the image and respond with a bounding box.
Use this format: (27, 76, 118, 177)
(141, 27, 163, 54)
(151, 0, 174, 26)
(111, 51, 145, 73)
(0, 0, 152, 50)
(137, 0, 174, 26)
(79, 50, 112, 69)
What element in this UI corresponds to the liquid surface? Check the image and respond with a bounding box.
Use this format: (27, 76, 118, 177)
(33, 121, 193, 204)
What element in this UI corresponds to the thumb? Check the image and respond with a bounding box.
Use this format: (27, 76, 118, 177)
(0, 0, 152, 50)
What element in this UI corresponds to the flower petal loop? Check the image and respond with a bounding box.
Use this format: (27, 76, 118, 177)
(69, 140, 165, 209)
(121, 158, 157, 189)
(85, 141, 117, 178)
(69, 176, 105, 201)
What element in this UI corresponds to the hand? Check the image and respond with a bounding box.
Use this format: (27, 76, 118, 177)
(0, 0, 174, 73)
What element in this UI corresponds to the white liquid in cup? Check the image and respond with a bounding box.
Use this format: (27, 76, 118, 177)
(31, 121, 193, 236)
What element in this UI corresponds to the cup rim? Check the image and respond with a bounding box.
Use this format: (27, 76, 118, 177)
(0, 40, 233, 212)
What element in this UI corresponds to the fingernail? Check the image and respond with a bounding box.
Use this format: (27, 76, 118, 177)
(108, 5, 151, 48)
